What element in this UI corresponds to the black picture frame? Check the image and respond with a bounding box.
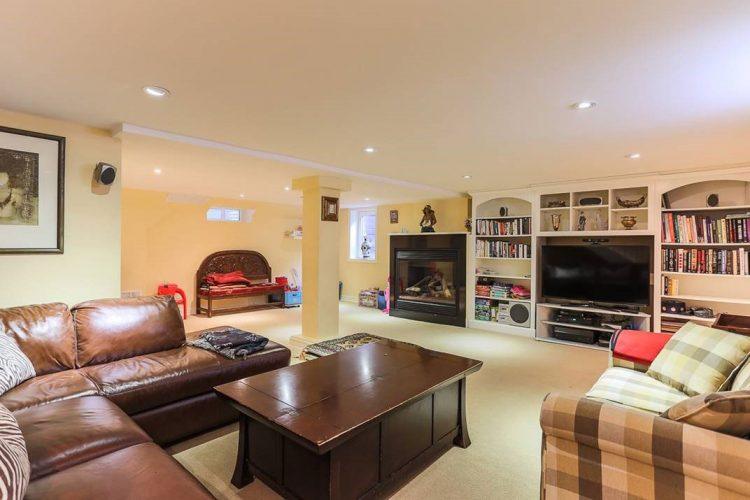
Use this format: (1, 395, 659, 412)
(321, 196, 339, 222)
(0, 125, 65, 254)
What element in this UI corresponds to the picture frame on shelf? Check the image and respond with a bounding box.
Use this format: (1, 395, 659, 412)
(0, 125, 65, 254)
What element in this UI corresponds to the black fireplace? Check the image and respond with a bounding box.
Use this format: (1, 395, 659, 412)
(389, 233, 466, 326)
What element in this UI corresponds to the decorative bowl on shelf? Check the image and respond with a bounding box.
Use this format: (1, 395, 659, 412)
(547, 200, 567, 208)
(620, 215, 638, 230)
(616, 195, 646, 208)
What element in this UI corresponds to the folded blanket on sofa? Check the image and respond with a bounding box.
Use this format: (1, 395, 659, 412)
(188, 326, 269, 359)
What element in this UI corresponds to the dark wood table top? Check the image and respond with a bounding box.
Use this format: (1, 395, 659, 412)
(215, 339, 482, 453)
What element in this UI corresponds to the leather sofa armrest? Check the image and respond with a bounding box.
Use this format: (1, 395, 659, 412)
(609, 329, 672, 372)
(540, 393, 750, 497)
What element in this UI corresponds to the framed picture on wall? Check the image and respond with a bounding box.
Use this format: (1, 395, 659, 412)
(0, 126, 65, 254)
(390, 210, 398, 223)
(321, 196, 339, 222)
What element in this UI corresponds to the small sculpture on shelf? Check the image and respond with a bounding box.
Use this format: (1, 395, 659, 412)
(551, 213, 562, 231)
(620, 215, 638, 230)
(547, 200, 566, 208)
(464, 218, 472, 232)
(577, 211, 587, 231)
(420, 204, 437, 233)
(616, 195, 646, 208)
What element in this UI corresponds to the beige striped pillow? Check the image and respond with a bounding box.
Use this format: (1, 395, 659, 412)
(664, 390, 750, 437)
(646, 322, 750, 396)
(0, 403, 30, 500)
(0, 335, 35, 396)
(730, 357, 750, 390)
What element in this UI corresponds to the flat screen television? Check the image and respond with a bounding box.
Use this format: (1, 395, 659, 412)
(541, 245, 651, 305)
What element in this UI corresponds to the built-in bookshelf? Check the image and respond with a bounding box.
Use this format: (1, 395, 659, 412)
(657, 179, 750, 332)
(470, 195, 534, 335)
(538, 186, 649, 235)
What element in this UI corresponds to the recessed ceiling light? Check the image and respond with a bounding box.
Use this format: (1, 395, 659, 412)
(626, 153, 641, 159)
(571, 101, 596, 110)
(239, 193, 245, 198)
(143, 86, 170, 98)
(153, 168, 162, 175)
(364, 197, 371, 201)
(463, 175, 472, 179)
(363, 147, 377, 154)
(284, 186, 291, 191)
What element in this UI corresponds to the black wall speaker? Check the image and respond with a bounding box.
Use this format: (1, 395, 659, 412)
(94, 163, 117, 186)
(706, 193, 719, 207)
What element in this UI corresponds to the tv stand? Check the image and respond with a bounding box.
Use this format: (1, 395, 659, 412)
(536, 302, 651, 351)
(564, 301, 639, 314)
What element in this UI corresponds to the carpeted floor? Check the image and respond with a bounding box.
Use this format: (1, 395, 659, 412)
(169, 302, 608, 499)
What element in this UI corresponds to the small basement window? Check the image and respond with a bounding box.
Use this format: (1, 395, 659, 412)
(206, 207, 242, 222)
(349, 208, 377, 261)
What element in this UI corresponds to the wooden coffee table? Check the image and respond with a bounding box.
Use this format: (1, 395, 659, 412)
(215, 339, 482, 499)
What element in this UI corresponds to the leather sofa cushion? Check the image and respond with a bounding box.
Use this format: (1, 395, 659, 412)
(73, 296, 186, 367)
(0, 370, 98, 412)
(80, 343, 290, 414)
(25, 442, 212, 500)
(0, 303, 76, 375)
(14, 396, 151, 480)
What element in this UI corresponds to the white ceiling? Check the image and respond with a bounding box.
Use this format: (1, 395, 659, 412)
(121, 131, 455, 207)
(2, 1, 750, 194)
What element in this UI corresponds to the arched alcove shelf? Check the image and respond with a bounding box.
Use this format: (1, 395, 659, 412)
(657, 178, 750, 332)
(469, 194, 535, 336)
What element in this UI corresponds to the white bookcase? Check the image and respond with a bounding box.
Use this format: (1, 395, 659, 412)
(656, 177, 750, 332)
(469, 192, 535, 336)
(467, 167, 750, 346)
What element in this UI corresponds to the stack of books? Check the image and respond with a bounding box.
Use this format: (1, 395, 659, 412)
(475, 217, 531, 236)
(662, 275, 679, 295)
(475, 240, 531, 258)
(662, 212, 750, 243)
(475, 284, 491, 297)
(475, 298, 491, 321)
(490, 283, 513, 299)
(661, 317, 689, 334)
(662, 247, 749, 275)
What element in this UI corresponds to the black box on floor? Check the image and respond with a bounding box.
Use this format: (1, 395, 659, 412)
(552, 325, 597, 344)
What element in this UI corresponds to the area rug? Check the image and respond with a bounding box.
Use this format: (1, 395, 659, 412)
(300, 332, 385, 361)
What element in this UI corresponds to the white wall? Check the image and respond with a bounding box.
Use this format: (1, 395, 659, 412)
(0, 108, 121, 307)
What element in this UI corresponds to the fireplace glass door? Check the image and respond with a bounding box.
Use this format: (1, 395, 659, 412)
(395, 250, 458, 310)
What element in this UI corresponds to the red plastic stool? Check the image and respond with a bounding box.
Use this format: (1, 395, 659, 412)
(157, 283, 187, 319)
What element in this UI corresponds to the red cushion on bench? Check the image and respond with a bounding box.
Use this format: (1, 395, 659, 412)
(200, 284, 284, 297)
(612, 329, 672, 366)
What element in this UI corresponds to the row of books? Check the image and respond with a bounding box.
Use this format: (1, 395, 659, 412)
(475, 240, 531, 259)
(661, 247, 750, 275)
(662, 212, 750, 243)
(475, 217, 531, 236)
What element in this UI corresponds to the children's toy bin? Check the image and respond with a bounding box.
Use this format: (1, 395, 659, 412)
(285, 290, 302, 307)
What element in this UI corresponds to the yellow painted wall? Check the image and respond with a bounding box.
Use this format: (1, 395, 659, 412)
(121, 189, 302, 311)
(338, 197, 470, 299)
(0, 108, 121, 308)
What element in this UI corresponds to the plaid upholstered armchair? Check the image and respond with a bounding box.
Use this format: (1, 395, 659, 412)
(540, 326, 750, 499)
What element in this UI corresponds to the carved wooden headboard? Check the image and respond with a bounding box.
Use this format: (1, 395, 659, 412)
(196, 250, 273, 289)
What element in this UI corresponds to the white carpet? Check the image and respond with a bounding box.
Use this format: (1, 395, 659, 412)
(169, 303, 608, 499)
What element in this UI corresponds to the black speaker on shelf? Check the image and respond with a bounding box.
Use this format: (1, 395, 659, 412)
(496, 300, 531, 327)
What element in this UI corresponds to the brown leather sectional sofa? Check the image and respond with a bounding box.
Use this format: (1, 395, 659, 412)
(0, 296, 291, 499)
